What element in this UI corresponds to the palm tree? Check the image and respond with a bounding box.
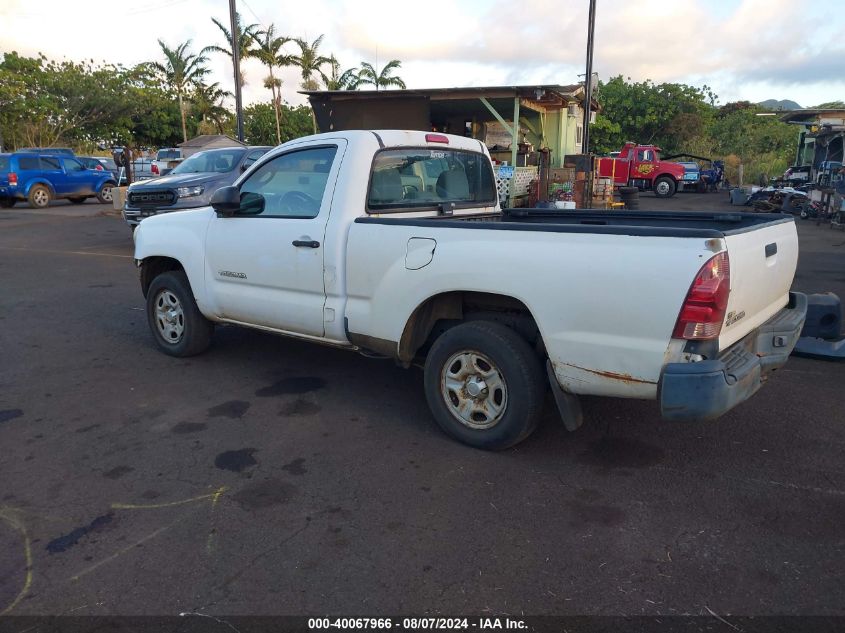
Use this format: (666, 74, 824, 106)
(357, 60, 406, 91)
(192, 81, 233, 134)
(291, 35, 332, 91)
(204, 14, 259, 87)
(254, 24, 294, 143)
(151, 39, 210, 142)
(325, 55, 360, 90)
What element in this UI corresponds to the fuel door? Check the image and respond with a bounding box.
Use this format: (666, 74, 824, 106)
(405, 237, 437, 270)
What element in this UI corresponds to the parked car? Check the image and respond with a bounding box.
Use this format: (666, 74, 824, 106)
(0, 152, 117, 208)
(130, 158, 158, 181)
(18, 147, 75, 156)
(153, 147, 183, 176)
(133, 130, 807, 450)
(677, 161, 703, 192)
(78, 156, 126, 185)
(122, 146, 271, 228)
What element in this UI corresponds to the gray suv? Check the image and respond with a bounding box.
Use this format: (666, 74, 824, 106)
(123, 146, 271, 229)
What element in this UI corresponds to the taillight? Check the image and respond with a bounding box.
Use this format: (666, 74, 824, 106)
(426, 133, 449, 144)
(8, 172, 17, 186)
(672, 251, 730, 340)
(151, 164, 159, 175)
(95, 164, 104, 170)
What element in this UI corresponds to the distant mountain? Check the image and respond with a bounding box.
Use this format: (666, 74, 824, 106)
(758, 99, 802, 111)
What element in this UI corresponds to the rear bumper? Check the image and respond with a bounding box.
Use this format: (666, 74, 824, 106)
(659, 292, 807, 421)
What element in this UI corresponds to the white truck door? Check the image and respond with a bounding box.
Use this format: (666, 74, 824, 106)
(204, 142, 346, 336)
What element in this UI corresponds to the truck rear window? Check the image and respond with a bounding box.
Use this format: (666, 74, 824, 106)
(0, 157, 8, 172)
(367, 148, 496, 212)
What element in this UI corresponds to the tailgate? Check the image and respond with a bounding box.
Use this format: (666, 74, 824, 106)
(720, 219, 798, 349)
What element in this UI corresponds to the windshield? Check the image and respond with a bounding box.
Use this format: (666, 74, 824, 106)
(171, 149, 245, 174)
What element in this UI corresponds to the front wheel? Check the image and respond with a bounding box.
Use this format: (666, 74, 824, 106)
(423, 321, 545, 450)
(654, 176, 676, 198)
(146, 271, 213, 357)
(96, 183, 115, 204)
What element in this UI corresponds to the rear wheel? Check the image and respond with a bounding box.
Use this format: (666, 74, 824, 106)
(28, 185, 51, 208)
(146, 271, 214, 357)
(68, 196, 87, 204)
(654, 177, 676, 198)
(96, 183, 114, 204)
(423, 321, 545, 450)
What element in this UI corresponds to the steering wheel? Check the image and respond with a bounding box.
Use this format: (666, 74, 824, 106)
(402, 184, 419, 199)
(279, 190, 318, 215)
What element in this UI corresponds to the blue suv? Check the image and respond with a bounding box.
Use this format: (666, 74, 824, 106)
(0, 152, 117, 208)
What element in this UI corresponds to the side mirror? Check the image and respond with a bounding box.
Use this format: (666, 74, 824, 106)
(239, 191, 265, 215)
(210, 186, 240, 216)
(241, 162, 252, 172)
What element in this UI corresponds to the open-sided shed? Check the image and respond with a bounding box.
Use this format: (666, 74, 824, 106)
(301, 84, 598, 169)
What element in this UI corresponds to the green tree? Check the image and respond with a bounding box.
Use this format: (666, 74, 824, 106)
(709, 103, 796, 183)
(590, 75, 715, 155)
(0, 51, 134, 148)
(325, 55, 360, 90)
(291, 35, 332, 91)
(151, 40, 210, 142)
(192, 81, 233, 135)
(356, 60, 406, 91)
(253, 24, 294, 143)
(244, 102, 312, 145)
(204, 14, 259, 88)
(813, 101, 845, 109)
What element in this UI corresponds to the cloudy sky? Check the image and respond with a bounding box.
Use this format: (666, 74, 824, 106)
(1, 0, 843, 109)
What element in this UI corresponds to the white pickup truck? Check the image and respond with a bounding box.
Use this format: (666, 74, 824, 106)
(133, 130, 807, 449)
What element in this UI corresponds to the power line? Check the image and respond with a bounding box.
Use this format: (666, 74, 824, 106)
(240, 0, 268, 29)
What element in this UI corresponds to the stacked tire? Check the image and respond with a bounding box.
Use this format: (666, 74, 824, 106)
(619, 186, 639, 210)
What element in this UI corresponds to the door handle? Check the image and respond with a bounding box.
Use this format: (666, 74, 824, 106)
(292, 239, 320, 248)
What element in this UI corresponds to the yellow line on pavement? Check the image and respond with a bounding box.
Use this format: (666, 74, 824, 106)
(70, 525, 171, 582)
(111, 486, 228, 510)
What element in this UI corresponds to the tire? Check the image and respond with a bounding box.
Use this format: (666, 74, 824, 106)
(68, 197, 87, 204)
(423, 321, 545, 450)
(0, 197, 16, 208)
(653, 176, 676, 198)
(146, 271, 213, 357)
(96, 183, 115, 204)
(28, 184, 51, 208)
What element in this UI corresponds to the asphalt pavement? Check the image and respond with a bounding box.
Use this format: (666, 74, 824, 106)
(0, 194, 843, 618)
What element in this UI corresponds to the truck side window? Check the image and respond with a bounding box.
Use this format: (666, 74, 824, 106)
(40, 157, 62, 170)
(238, 146, 337, 218)
(368, 148, 496, 212)
(637, 149, 653, 162)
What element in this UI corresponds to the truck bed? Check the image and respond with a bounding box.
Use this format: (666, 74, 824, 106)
(357, 209, 794, 239)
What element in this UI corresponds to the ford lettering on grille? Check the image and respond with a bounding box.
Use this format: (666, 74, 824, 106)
(129, 190, 176, 206)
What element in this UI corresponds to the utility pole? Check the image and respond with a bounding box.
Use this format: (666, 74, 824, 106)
(229, 0, 244, 141)
(581, 0, 597, 154)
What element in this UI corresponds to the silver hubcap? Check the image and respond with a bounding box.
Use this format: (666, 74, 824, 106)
(441, 350, 508, 430)
(100, 186, 113, 202)
(34, 189, 48, 205)
(154, 290, 185, 344)
(656, 181, 669, 195)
